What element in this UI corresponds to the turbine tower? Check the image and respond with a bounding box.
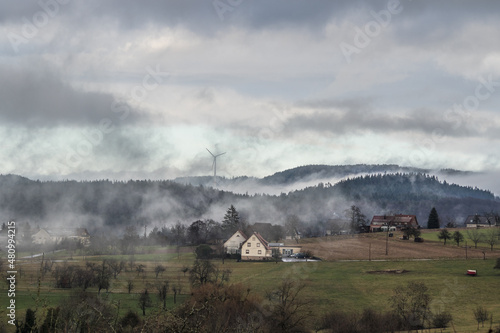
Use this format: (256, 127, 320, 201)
(206, 148, 226, 187)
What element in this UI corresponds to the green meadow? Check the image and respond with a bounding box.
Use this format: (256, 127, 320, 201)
(421, 227, 500, 249)
(2, 245, 500, 332)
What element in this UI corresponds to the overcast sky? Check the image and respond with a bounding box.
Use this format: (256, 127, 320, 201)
(1, 0, 500, 184)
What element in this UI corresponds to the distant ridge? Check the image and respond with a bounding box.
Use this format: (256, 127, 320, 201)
(259, 164, 429, 185)
(0, 166, 496, 231)
(174, 164, 473, 188)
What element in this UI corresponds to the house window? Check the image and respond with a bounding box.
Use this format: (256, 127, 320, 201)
(257, 243, 260, 247)
(253, 237, 256, 241)
(247, 243, 251, 247)
(245, 249, 249, 254)
(258, 250, 262, 255)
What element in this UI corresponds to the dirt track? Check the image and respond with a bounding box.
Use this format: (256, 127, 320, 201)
(298, 233, 500, 261)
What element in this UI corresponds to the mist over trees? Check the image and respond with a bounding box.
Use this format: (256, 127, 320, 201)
(1, 170, 499, 234)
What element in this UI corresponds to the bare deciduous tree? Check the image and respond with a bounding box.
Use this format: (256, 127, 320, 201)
(172, 284, 182, 304)
(155, 280, 170, 310)
(473, 306, 489, 329)
(154, 264, 166, 278)
(189, 260, 215, 287)
(189, 259, 231, 287)
(138, 289, 152, 316)
(484, 228, 499, 251)
(466, 229, 483, 249)
(107, 259, 126, 279)
(126, 279, 134, 294)
(390, 281, 432, 330)
(135, 264, 145, 276)
(265, 279, 311, 333)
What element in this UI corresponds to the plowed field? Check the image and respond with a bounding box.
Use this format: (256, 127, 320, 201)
(299, 231, 500, 261)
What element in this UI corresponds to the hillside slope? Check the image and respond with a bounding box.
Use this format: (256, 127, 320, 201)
(0, 171, 498, 230)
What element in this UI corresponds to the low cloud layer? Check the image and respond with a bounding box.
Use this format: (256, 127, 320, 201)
(0, 0, 499, 192)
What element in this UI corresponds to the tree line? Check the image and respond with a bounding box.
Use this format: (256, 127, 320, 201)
(1, 172, 499, 234)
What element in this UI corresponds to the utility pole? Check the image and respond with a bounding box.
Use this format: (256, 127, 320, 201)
(384, 215, 394, 256)
(385, 225, 389, 256)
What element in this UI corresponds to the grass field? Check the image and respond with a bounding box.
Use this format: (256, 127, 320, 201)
(420, 227, 500, 249)
(226, 258, 500, 331)
(2, 233, 500, 332)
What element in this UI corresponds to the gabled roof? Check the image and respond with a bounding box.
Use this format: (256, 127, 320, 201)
(371, 214, 418, 226)
(252, 222, 272, 228)
(464, 215, 499, 226)
(246, 231, 271, 250)
(235, 229, 248, 240)
(32, 229, 52, 237)
(35, 228, 90, 238)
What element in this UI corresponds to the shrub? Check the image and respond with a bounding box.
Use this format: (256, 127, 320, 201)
(119, 310, 142, 330)
(195, 244, 214, 259)
(432, 311, 453, 331)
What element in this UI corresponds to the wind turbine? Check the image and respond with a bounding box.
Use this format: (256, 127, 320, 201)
(206, 148, 226, 187)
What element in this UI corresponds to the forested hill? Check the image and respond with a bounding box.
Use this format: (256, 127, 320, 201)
(334, 173, 494, 201)
(285, 173, 498, 224)
(173, 164, 473, 191)
(260, 164, 430, 185)
(0, 172, 498, 231)
(0, 174, 244, 229)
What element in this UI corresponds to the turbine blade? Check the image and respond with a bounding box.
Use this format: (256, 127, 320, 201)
(206, 148, 215, 157)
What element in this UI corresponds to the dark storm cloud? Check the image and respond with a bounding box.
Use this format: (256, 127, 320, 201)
(3, 0, 499, 37)
(85, 0, 500, 33)
(0, 64, 144, 127)
(54, 0, 357, 33)
(389, 1, 500, 45)
(0, 3, 42, 23)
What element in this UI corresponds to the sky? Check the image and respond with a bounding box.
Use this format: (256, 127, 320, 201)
(1, 0, 500, 185)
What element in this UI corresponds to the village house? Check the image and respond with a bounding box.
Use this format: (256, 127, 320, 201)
(223, 230, 247, 254)
(464, 214, 500, 228)
(32, 227, 91, 246)
(235, 231, 302, 260)
(31, 229, 54, 244)
(241, 232, 272, 260)
(370, 214, 419, 232)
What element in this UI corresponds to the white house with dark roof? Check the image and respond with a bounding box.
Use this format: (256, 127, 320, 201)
(465, 214, 500, 228)
(31, 228, 90, 246)
(241, 232, 272, 260)
(223, 230, 247, 254)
